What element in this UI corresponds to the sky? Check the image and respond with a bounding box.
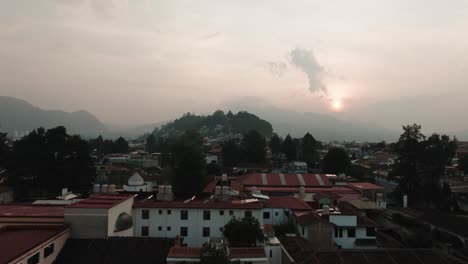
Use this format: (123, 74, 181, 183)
(1, 0, 468, 132)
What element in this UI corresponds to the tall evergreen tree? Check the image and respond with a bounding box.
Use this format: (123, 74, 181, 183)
(113, 137, 129, 153)
(302, 133, 319, 167)
(269, 133, 282, 155)
(282, 134, 296, 161)
(241, 130, 266, 163)
(145, 134, 158, 153)
(322, 147, 350, 174)
(222, 140, 241, 167)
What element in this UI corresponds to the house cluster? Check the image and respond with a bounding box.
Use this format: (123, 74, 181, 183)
(0, 171, 398, 264)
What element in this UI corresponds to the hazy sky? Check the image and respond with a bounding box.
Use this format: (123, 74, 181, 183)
(1, 0, 468, 131)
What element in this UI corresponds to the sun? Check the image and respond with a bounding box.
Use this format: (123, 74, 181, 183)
(331, 99, 343, 111)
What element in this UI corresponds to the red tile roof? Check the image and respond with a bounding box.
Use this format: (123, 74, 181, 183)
(167, 247, 201, 258)
(245, 186, 360, 195)
(348, 182, 384, 191)
(67, 195, 133, 209)
(0, 204, 65, 218)
(264, 196, 312, 210)
(0, 225, 69, 263)
(134, 199, 263, 209)
(239, 173, 332, 187)
(230, 247, 266, 259)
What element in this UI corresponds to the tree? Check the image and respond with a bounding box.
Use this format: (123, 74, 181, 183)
(269, 134, 282, 155)
(113, 137, 129, 153)
(459, 154, 468, 175)
(0, 132, 9, 166)
(241, 130, 266, 163)
(322, 148, 350, 174)
(89, 135, 104, 153)
(163, 130, 206, 197)
(200, 242, 230, 264)
(223, 216, 264, 247)
(7, 126, 95, 196)
(145, 134, 158, 153)
(222, 140, 241, 167)
(282, 134, 296, 161)
(302, 133, 319, 167)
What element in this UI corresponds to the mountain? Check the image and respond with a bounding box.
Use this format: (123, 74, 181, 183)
(155, 110, 273, 138)
(227, 98, 398, 142)
(0, 96, 107, 136)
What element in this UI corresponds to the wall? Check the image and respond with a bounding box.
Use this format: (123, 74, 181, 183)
(134, 207, 263, 247)
(64, 207, 108, 238)
(107, 197, 134, 237)
(13, 228, 70, 264)
(262, 208, 289, 226)
(329, 215, 356, 227)
(306, 222, 334, 250)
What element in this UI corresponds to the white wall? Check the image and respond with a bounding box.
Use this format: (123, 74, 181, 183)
(134, 207, 263, 247)
(329, 215, 356, 227)
(262, 208, 289, 226)
(13, 229, 70, 264)
(108, 197, 134, 237)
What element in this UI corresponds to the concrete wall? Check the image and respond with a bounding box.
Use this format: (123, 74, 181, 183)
(65, 207, 108, 238)
(134, 207, 263, 247)
(329, 215, 356, 227)
(14, 228, 70, 264)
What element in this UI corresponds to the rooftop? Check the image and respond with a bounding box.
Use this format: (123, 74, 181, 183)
(0, 225, 69, 264)
(0, 204, 65, 218)
(264, 196, 312, 210)
(167, 247, 201, 258)
(239, 173, 332, 187)
(134, 198, 263, 209)
(66, 195, 133, 209)
(348, 182, 384, 191)
(230, 247, 266, 259)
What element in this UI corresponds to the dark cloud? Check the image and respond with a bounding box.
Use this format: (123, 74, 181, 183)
(290, 48, 327, 95)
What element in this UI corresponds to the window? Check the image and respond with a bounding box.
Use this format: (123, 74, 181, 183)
(275, 212, 279, 216)
(366, 227, 376, 237)
(27, 252, 40, 264)
(180, 227, 188, 237)
(334, 227, 343, 238)
(263, 212, 271, 219)
(220, 210, 224, 216)
(245, 210, 252, 218)
(167, 226, 172, 231)
(44, 243, 54, 258)
(141, 226, 149, 236)
(181, 210, 188, 220)
(158, 210, 162, 215)
(167, 210, 171, 215)
(270, 250, 273, 258)
(302, 226, 305, 236)
(219, 227, 223, 232)
(339, 228, 343, 238)
(203, 210, 211, 220)
(142, 210, 149, 219)
(229, 210, 234, 216)
(348, 228, 356, 238)
(158, 226, 162, 231)
(203, 227, 210, 237)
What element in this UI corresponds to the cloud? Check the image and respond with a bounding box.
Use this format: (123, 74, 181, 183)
(200, 32, 220, 40)
(289, 48, 327, 95)
(266, 61, 288, 77)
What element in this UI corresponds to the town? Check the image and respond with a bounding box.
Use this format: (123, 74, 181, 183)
(1, 110, 468, 263)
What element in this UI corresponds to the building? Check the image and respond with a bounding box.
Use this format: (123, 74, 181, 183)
(0, 204, 65, 226)
(347, 182, 386, 208)
(0, 185, 13, 204)
(294, 202, 377, 249)
(0, 224, 69, 264)
(133, 198, 264, 247)
(287, 161, 309, 173)
(64, 194, 134, 238)
(262, 196, 312, 226)
(123, 172, 153, 192)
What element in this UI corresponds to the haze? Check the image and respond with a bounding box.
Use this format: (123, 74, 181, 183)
(1, 0, 468, 133)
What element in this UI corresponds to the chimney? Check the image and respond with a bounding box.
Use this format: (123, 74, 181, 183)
(322, 205, 330, 215)
(403, 194, 408, 208)
(157, 185, 166, 200)
(165, 185, 174, 201)
(299, 186, 305, 198)
(221, 186, 229, 201)
(62, 188, 68, 196)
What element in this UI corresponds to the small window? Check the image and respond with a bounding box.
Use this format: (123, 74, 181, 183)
(203, 210, 211, 220)
(220, 210, 224, 216)
(181, 210, 188, 220)
(142, 226, 149, 236)
(158, 210, 162, 214)
(167, 226, 171, 231)
(167, 210, 171, 215)
(203, 227, 210, 237)
(339, 228, 343, 238)
(27, 252, 40, 264)
(302, 226, 305, 236)
(219, 227, 223, 232)
(366, 227, 376, 237)
(334, 227, 339, 238)
(180, 227, 188, 237)
(348, 228, 356, 238)
(275, 212, 279, 216)
(44, 243, 55, 258)
(158, 226, 162, 231)
(263, 212, 271, 219)
(229, 210, 234, 216)
(245, 211, 252, 218)
(270, 250, 273, 258)
(142, 210, 149, 219)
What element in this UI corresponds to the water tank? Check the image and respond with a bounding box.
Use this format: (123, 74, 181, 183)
(166, 185, 173, 194)
(93, 184, 101, 193)
(158, 185, 165, 194)
(109, 184, 116, 193)
(215, 186, 222, 195)
(221, 174, 228, 182)
(101, 184, 109, 193)
(222, 186, 229, 195)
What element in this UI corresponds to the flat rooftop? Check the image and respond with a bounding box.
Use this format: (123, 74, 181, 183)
(66, 195, 133, 209)
(0, 204, 65, 218)
(0, 225, 69, 263)
(134, 198, 263, 209)
(348, 182, 384, 191)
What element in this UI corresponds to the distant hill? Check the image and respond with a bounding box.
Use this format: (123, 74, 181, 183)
(0, 96, 107, 136)
(155, 110, 273, 138)
(227, 98, 398, 142)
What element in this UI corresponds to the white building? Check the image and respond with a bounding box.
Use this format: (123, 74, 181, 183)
(123, 172, 153, 192)
(133, 198, 264, 247)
